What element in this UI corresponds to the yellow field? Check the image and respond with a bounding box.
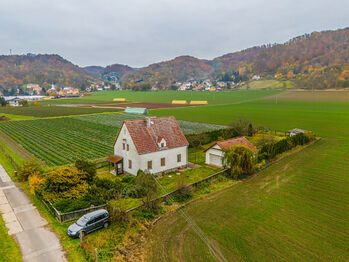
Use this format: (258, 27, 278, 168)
(113, 98, 126, 102)
(172, 100, 188, 104)
(189, 100, 208, 105)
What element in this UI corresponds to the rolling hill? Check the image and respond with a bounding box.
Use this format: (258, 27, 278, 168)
(83, 63, 135, 80)
(121, 27, 349, 89)
(0, 54, 97, 91)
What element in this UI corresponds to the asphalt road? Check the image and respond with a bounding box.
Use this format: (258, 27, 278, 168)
(0, 164, 66, 262)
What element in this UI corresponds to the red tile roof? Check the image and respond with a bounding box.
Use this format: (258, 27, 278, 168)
(115, 116, 189, 155)
(107, 155, 123, 163)
(206, 137, 257, 152)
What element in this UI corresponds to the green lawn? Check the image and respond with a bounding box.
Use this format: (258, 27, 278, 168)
(0, 215, 22, 262)
(40, 89, 282, 105)
(146, 138, 349, 261)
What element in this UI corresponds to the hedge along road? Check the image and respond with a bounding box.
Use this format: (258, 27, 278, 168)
(0, 164, 66, 262)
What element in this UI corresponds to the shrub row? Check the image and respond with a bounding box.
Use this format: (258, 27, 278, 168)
(258, 133, 314, 161)
(186, 128, 231, 148)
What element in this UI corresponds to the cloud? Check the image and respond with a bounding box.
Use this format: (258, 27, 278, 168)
(0, 0, 348, 67)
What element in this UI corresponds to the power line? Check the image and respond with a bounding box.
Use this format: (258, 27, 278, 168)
(149, 172, 228, 262)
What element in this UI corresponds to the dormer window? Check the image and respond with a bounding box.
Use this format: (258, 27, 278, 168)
(157, 137, 167, 149)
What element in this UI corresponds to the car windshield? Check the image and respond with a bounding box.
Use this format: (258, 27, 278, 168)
(76, 215, 89, 226)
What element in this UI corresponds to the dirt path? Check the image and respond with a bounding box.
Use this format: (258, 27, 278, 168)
(0, 131, 34, 160)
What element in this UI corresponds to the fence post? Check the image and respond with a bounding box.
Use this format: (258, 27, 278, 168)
(94, 248, 98, 262)
(80, 231, 83, 246)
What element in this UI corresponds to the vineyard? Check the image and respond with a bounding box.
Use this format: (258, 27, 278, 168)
(0, 114, 225, 165)
(0, 105, 121, 117)
(75, 113, 226, 134)
(0, 118, 116, 165)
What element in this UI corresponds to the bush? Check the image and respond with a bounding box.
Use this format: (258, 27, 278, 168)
(290, 132, 311, 146)
(41, 166, 89, 203)
(186, 128, 227, 148)
(18, 159, 43, 182)
(28, 172, 44, 195)
(75, 159, 96, 184)
(121, 175, 135, 184)
(106, 205, 129, 223)
(223, 145, 256, 179)
(225, 118, 251, 138)
(89, 177, 123, 200)
(186, 119, 253, 148)
(258, 133, 314, 161)
(172, 185, 193, 203)
(254, 134, 276, 148)
(53, 197, 105, 213)
(132, 207, 157, 220)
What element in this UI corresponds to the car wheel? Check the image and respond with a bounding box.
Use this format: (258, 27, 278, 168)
(103, 222, 109, 228)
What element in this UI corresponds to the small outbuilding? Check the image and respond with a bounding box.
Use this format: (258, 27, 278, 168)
(289, 128, 306, 137)
(124, 107, 149, 115)
(205, 137, 257, 167)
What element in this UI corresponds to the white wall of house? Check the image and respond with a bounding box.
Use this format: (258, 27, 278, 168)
(205, 144, 224, 167)
(114, 124, 188, 176)
(114, 124, 140, 175)
(139, 146, 188, 175)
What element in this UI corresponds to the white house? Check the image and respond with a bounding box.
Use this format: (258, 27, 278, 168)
(7, 97, 23, 107)
(108, 116, 189, 176)
(252, 75, 261, 80)
(205, 137, 257, 167)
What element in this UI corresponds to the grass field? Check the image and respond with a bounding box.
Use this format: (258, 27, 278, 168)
(151, 99, 349, 139)
(242, 80, 294, 90)
(40, 89, 282, 105)
(142, 91, 349, 261)
(0, 89, 348, 261)
(270, 90, 349, 102)
(0, 106, 121, 117)
(147, 138, 349, 261)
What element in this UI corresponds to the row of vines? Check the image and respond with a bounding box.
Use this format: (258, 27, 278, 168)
(0, 113, 226, 166)
(0, 118, 116, 166)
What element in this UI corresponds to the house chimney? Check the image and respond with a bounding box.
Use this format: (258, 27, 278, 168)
(146, 117, 155, 128)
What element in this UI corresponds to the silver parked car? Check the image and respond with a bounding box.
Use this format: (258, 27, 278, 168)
(67, 209, 110, 238)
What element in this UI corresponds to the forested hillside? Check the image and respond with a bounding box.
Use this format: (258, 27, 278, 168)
(1, 28, 348, 91)
(84, 63, 135, 79)
(122, 27, 349, 89)
(0, 54, 97, 90)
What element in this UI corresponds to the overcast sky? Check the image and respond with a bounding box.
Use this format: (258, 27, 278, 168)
(0, 0, 348, 68)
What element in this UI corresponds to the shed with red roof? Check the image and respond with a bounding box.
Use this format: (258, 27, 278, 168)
(205, 137, 257, 167)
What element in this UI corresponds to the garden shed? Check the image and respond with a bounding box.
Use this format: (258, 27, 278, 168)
(205, 137, 257, 167)
(124, 107, 149, 115)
